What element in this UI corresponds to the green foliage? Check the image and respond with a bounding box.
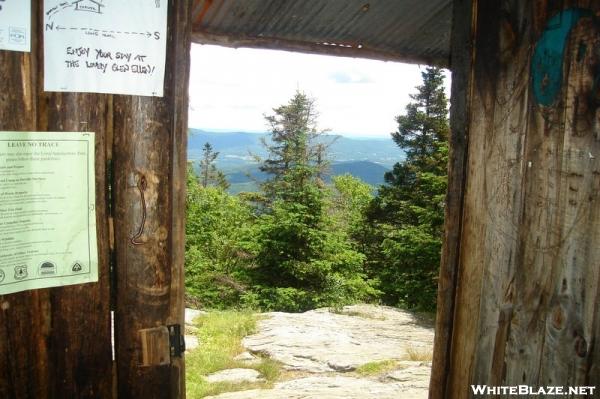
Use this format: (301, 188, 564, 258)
(365, 67, 449, 311)
(185, 311, 281, 398)
(330, 174, 373, 236)
(379, 225, 441, 310)
(185, 166, 255, 309)
(197, 142, 229, 189)
(258, 90, 331, 199)
(247, 92, 376, 312)
(185, 92, 378, 312)
(355, 360, 398, 376)
(186, 82, 447, 314)
(392, 67, 449, 171)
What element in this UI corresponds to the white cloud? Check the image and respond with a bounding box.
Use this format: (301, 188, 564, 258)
(188, 44, 450, 138)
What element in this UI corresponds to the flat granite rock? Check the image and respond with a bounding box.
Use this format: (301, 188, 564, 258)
(384, 362, 431, 388)
(185, 308, 206, 325)
(204, 375, 428, 399)
(205, 368, 263, 384)
(185, 334, 199, 351)
(242, 304, 434, 373)
(184, 308, 205, 352)
(233, 351, 261, 364)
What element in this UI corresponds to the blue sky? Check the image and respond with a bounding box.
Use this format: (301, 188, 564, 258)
(188, 44, 450, 138)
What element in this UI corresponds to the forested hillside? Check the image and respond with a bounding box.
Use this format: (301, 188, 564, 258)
(188, 130, 403, 191)
(185, 67, 448, 312)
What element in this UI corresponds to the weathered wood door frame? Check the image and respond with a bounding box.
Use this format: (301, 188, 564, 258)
(429, 0, 477, 399)
(429, 0, 474, 397)
(0, 1, 192, 398)
(430, 1, 600, 398)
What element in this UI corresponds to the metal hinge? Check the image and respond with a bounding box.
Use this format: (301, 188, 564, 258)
(168, 324, 185, 358)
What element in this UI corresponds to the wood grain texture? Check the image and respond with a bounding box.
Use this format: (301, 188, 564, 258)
(0, 9, 50, 399)
(36, 0, 114, 394)
(113, 0, 191, 398)
(38, 91, 114, 399)
(139, 326, 171, 367)
(428, 0, 475, 398)
(0, 4, 114, 397)
(167, 0, 192, 396)
(443, 1, 600, 397)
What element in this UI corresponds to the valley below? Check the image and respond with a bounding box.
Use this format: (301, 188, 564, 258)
(188, 129, 404, 192)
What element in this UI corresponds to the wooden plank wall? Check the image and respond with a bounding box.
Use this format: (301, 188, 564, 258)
(431, 0, 600, 397)
(0, 1, 191, 398)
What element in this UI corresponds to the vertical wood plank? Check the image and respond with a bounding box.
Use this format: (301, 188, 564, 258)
(514, 8, 600, 390)
(36, 0, 114, 394)
(429, 0, 475, 398)
(446, 0, 504, 396)
(113, 0, 191, 397)
(168, 0, 192, 396)
(469, 0, 532, 389)
(0, 9, 50, 398)
(37, 91, 114, 398)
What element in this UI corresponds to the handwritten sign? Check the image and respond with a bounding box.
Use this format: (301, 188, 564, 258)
(0, 132, 98, 295)
(44, 0, 167, 97)
(0, 0, 31, 52)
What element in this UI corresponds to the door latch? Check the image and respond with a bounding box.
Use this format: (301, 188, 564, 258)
(139, 324, 185, 366)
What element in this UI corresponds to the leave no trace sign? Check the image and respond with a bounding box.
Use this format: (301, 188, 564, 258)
(0, 132, 98, 295)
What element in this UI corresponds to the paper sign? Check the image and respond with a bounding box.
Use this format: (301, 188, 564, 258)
(0, 132, 98, 295)
(44, 0, 168, 97)
(0, 0, 31, 52)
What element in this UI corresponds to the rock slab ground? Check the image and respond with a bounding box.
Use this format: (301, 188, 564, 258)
(205, 375, 428, 399)
(243, 304, 434, 372)
(201, 304, 434, 399)
(185, 308, 206, 351)
(205, 368, 263, 384)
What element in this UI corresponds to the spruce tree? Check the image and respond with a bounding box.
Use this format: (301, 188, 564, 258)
(259, 90, 330, 199)
(366, 67, 449, 310)
(250, 91, 375, 311)
(198, 142, 229, 190)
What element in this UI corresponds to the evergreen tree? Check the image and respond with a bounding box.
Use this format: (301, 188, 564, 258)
(199, 142, 229, 190)
(259, 91, 331, 199)
(249, 91, 375, 311)
(392, 68, 448, 171)
(366, 67, 449, 311)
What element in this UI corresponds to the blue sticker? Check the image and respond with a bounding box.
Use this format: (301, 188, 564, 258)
(531, 8, 593, 106)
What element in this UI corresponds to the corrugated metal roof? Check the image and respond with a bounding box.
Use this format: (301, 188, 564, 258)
(191, 0, 452, 66)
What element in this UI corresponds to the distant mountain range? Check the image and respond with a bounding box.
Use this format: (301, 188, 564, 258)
(188, 129, 404, 193)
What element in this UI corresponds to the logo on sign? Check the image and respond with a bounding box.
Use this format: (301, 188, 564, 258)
(14, 265, 28, 280)
(0, 270, 5, 283)
(71, 262, 83, 272)
(9, 27, 26, 45)
(39, 261, 57, 276)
